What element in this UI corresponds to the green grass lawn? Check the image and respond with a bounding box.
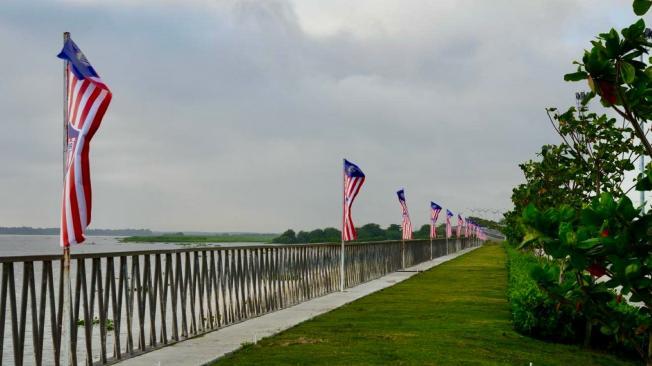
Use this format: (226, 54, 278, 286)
(214, 243, 638, 366)
(120, 233, 277, 244)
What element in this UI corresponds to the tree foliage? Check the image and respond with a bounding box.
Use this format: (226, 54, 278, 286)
(270, 221, 498, 244)
(505, 2, 652, 362)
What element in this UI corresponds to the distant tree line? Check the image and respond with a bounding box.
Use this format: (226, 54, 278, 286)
(272, 223, 449, 244)
(0, 226, 154, 236)
(465, 216, 503, 232)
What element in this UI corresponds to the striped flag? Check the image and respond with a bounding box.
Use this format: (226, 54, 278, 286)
(397, 189, 412, 240)
(457, 214, 464, 238)
(342, 159, 365, 241)
(430, 202, 441, 239)
(58, 37, 112, 247)
(478, 227, 486, 241)
(446, 209, 453, 238)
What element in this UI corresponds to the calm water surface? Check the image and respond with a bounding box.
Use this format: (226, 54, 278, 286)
(0, 235, 262, 257)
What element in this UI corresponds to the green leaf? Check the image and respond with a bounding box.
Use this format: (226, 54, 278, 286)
(599, 193, 617, 216)
(521, 229, 542, 245)
(633, 0, 652, 15)
(637, 277, 652, 288)
(559, 222, 574, 245)
(621, 61, 636, 83)
(617, 196, 637, 220)
(570, 253, 588, 269)
(631, 19, 646, 35)
(626, 263, 641, 277)
(636, 174, 652, 191)
(578, 238, 602, 249)
(600, 325, 614, 335)
(564, 71, 588, 82)
(558, 205, 575, 222)
(580, 208, 601, 226)
(605, 29, 621, 58)
(522, 204, 539, 224)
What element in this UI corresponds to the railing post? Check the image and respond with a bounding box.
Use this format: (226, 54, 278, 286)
(340, 240, 345, 292)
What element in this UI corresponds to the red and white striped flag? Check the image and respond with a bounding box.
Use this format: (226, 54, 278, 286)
(397, 189, 412, 240)
(430, 202, 441, 239)
(342, 159, 365, 241)
(58, 38, 112, 247)
(456, 214, 464, 238)
(446, 209, 453, 238)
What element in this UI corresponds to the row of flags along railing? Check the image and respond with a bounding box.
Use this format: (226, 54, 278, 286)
(55, 36, 489, 353)
(57, 36, 489, 251)
(343, 159, 489, 244)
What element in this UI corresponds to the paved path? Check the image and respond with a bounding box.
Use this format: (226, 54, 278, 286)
(119, 246, 480, 366)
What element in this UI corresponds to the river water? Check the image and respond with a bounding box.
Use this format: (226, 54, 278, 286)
(0, 235, 261, 256)
(0, 235, 265, 365)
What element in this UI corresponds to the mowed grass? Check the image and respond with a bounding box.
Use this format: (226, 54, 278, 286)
(214, 243, 638, 366)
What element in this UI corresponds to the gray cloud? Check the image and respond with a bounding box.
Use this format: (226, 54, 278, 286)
(0, 0, 642, 231)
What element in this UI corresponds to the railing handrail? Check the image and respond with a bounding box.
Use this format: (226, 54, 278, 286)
(0, 238, 446, 263)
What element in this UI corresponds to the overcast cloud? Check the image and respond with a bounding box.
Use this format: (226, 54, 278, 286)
(0, 0, 643, 232)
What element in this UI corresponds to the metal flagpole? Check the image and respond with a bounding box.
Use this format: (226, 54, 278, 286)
(401, 236, 405, 269)
(429, 216, 433, 260)
(340, 159, 345, 292)
(61, 31, 73, 366)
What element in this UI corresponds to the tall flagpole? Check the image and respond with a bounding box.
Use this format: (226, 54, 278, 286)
(340, 159, 345, 292)
(401, 236, 405, 269)
(445, 219, 449, 256)
(61, 31, 72, 366)
(429, 219, 433, 260)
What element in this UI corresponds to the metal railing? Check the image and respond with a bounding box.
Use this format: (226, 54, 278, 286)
(0, 237, 481, 365)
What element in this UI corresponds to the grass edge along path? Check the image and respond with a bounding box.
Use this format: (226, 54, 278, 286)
(214, 243, 637, 366)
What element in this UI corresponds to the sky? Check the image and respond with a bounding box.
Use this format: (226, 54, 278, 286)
(0, 0, 644, 232)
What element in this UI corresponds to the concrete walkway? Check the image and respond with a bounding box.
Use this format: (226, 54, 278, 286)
(119, 246, 480, 366)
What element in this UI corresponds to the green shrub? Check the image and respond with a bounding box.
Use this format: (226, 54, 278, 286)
(505, 245, 579, 341)
(506, 244, 648, 358)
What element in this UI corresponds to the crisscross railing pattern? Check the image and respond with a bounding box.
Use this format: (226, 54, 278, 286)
(0, 237, 480, 365)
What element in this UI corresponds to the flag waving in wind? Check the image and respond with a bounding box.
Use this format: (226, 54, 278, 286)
(446, 209, 453, 238)
(467, 220, 474, 238)
(342, 159, 365, 241)
(58, 37, 112, 247)
(430, 202, 441, 239)
(397, 189, 413, 240)
(457, 214, 464, 238)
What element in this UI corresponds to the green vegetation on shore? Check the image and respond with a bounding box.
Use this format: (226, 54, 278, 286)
(121, 233, 277, 244)
(273, 217, 500, 244)
(214, 244, 634, 365)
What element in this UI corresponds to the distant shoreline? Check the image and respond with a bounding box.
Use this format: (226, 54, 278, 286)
(121, 233, 278, 244)
(0, 227, 154, 236)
